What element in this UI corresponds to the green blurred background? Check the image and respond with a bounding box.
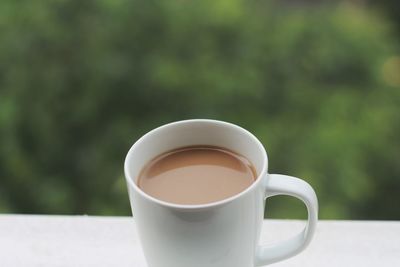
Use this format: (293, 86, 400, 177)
(0, 0, 399, 220)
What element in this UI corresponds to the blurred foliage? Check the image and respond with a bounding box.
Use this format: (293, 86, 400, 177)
(0, 0, 399, 219)
(368, 0, 400, 34)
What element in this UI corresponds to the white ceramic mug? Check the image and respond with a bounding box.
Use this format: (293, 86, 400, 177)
(124, 119, 318, 267)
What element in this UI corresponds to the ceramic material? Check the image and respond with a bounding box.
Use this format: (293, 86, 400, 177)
(124, 119, 318, 267)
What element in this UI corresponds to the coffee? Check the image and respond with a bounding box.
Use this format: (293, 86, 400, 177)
(137, 146, 257, 205)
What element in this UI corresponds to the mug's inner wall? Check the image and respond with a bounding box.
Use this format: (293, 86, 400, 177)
(126, 121, 266, 186)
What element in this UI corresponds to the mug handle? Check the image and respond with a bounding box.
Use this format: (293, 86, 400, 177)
(255, 174, 318, 266)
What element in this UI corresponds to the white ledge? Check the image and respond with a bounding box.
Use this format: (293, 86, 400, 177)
(0, 215, 399, 266)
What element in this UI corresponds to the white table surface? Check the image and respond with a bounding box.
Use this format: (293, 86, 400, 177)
(0, 215, 399, 266)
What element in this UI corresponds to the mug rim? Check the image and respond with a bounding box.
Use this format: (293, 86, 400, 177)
(124, 119, 268, 210)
